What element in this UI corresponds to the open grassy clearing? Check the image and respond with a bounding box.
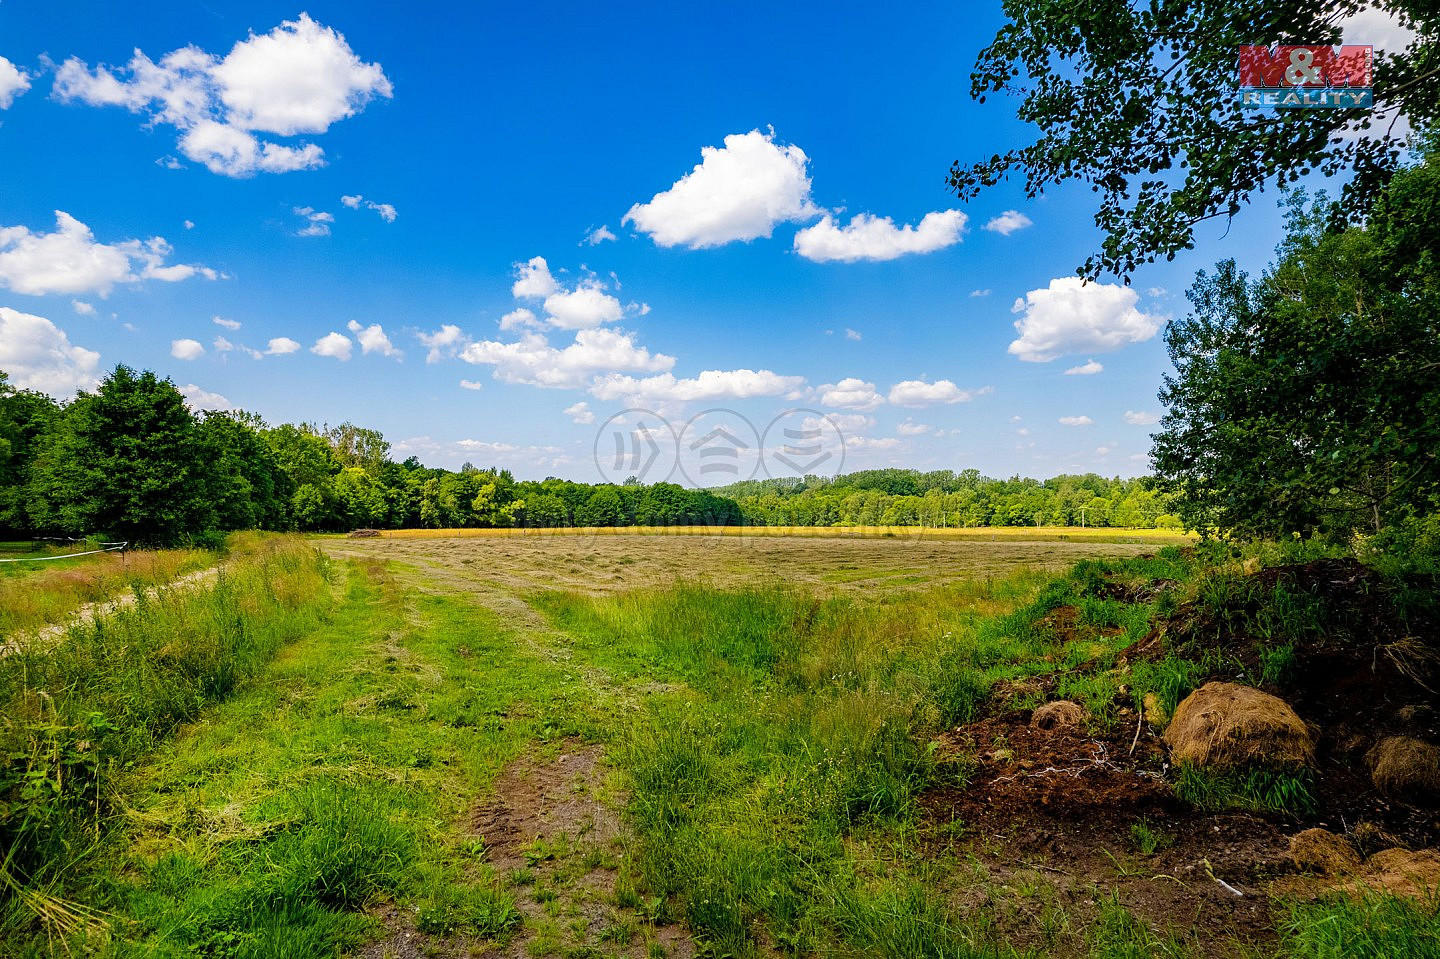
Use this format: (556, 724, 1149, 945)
(367, 525, 1191, 545)
(3, 532, 1437, 956)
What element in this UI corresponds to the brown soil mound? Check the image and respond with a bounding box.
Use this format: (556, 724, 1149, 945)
(1031, 699, 1084, 730)
(1345, 848, 1440, 900)
(348, 528, 381, 538)
(1367, 736, 1440, 803)
(1288, 828, 1360, 876)
(1164, 682, 1315, 770)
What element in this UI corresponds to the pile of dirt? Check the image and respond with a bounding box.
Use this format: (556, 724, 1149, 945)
(1163, 682, 1315, 770)
(1288, 828, 1361, 876)
(348, 528, 382, 538)
(1348, 847, 1440, 899)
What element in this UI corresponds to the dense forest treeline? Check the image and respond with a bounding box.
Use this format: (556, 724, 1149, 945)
(714, 470, 1179, 529)
(0, 366, 1178, 546)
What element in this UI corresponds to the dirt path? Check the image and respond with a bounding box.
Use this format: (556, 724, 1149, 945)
(324, 545, 698, 959)
(0, 564, 222, 658)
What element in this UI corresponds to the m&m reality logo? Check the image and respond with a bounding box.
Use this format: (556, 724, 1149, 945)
(1238, 45, 1373, 109)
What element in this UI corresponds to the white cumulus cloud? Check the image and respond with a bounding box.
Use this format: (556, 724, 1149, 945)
(623, 129, 820, 248)
(417, 324, 467, 362)
(511, 256, 559, 299)
(178, 383, 232, 410)
(170, 338, 205, 360)
(0, 56, 31, 109)
(1009, 277, 1164, 362)
(213, 315, 241, 330)
(794, 210, 966, 263)
(1064, 359, 1104, 375)
(983, 210, 1033, 236)
(589, 368, 805, 406)
(311, 331, 352, 360)
(896, 421, 934, 436)
(459, 379, 484, 391)
(819, 377, 884, 411)
(0, 211, 219, 296)
(887, 379, 989, 408)
(1059, 415, 1094, 426)
(52, 13, 390, 177)
(266, 336, 301, 355)
(346, 319, 401, 358)
(1124, 410, 1160, 425)
(543, 282, 624, 330)
(583, 225, 616, 246)
(72, 300, 97, 316)
(565, 401, 596, 424)
(460, 328, 674, 390)
(0, 307, 101, 396)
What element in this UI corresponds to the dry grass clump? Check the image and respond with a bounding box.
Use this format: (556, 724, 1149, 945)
(1367, 736, 1440, 802)
(1163, 681, 1315, 769)
(1031, 700, 1085, 730)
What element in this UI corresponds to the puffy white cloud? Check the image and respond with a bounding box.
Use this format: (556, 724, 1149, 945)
(72, 300, 97, 316)
(178, 383, 232, 410)
(0, 307, 101, 396)
(970, 288, 991, 297)
(184, 219, 196, 229)
(819, 377, 884, 411)
(844, 328, 862, 341)
(213, 315, 241, 330)
(1058, 415, 1093, 426)
(416, 324, 466, 362)
(459, 379, 484, 391)
(293, 206, 333, 237)
(265, 336, 301, 355)
(498, 308, 541, 332)
(1064, 359, 1104, 376)
(53, 14, 390, 177)
(848, 435, 902, 451)
(819, 412, 874, 435)
(983, 210, 1033, 236)
(461, 328, 674, 390)
(589, 368, 805, 405)
(1124, 410, 1160, 425)
(583, 225, 616, 245)
(1009, 277, 1164, 362)
(897, 421, 934, 436)
(565, 401, 596, 424)
(310, 331, 352, 360)
(0, 211, 218, 296)
(170, 338, 205, 360)
(346, 319, 401, 358)
(887, 379, 989, 408)
(0, 56, 31, 109)
(623, 129, 821, 248)
(511, 256, 559, 299)
(543, 282, 624, 330)
(512, 256, 627, 330)
(794, 210, 966, 263)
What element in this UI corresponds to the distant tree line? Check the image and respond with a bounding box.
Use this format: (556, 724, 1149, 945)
(0, 366, 740, 546)
(713, 469, 1179, 529)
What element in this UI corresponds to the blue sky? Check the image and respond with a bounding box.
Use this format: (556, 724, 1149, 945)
(0, 2, 1387, 482)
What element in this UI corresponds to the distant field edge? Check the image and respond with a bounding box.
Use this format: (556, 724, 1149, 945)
(332, 525, 1194, 544)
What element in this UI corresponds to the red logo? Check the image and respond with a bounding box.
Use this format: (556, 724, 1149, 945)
(1238, 45, 1372, 87)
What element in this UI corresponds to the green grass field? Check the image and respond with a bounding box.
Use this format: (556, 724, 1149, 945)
(1, 531, 1435, 957)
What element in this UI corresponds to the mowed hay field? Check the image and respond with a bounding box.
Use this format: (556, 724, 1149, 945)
(333, 527, 1189, 595)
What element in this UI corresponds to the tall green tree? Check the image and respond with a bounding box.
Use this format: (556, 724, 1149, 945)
(952, 0, 1438, 277)
(1153, 153, 1440, 537)
(27, 367, 216, 545)
(0, 372, 61, 533)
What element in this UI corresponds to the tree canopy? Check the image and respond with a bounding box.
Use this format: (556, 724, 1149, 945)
(1152, 148, 1440, 538)
(952, 0, 1438, 278)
